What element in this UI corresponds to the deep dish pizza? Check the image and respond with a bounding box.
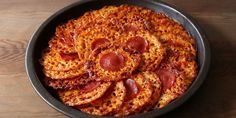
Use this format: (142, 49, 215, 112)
(40, 5, 197, 116)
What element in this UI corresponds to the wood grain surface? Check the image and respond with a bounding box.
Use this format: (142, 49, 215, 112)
(0, 0, 235, 118)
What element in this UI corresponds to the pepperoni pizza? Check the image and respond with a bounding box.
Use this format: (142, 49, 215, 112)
(40, 5, 197, 116)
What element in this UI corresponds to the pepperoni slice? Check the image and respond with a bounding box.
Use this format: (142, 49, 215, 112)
(60, 52, 79, 61)
(126, 36, 148, 53)
(125, 25, 138, 32)
(99, 52, 125, 71)
(91, 38, 109, 50)
(124, 79, 139, 101)
(60, 33, 74, 46)
(79, 81, 101, 92)
(157, 68, 176, 91)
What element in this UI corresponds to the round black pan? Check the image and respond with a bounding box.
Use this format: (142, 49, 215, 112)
(25, 0, 211, 118)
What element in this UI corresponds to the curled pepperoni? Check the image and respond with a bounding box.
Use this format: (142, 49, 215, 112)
(126, 36, 148, 53)
(157, 68, 176, 91)
(99, 52, 125, 71)
(79, 81, 101, 92)
(91, 38, 109, 50)
(124, 79, 140, 101)
(60, 52, 79, 61)
(60, 32, 74, 46)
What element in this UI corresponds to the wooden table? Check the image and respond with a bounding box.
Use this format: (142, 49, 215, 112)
(0, 0, 235, 117)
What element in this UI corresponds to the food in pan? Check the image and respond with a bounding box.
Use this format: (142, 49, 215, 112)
(40, 5, 197, 116)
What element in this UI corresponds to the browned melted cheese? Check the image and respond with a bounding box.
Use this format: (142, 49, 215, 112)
(40, 5, 197, 116)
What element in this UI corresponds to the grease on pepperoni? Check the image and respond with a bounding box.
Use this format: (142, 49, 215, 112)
(124, 78, 139, 101)
(126, 36, 148, 53)
(99, 52, 125, 71)
(157, 68, 176, 91)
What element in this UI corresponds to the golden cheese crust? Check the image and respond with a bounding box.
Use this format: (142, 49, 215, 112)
(90, 48, 141, 81)
(58, 82, 111, 106)
(40, 49, 82, 71)
(157, 73, 192, 108)
(120, 30, 165, 71)
(74, 24, 116, 60)
(79, 81, 126, 116)
(142, 71, 162, 111)
(50, 20, 77, 53)
(153, 17, 197, 107)
(45, 74, 94, 90)
(43, 66, 84, 79)
(40, 4, 198, 117)
(115, 73, 153, 116)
